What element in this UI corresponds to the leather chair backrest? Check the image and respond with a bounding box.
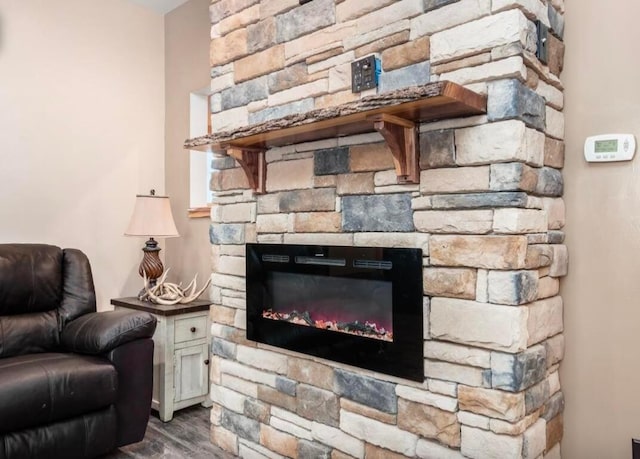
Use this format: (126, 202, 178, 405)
(0, 244, 96, 358)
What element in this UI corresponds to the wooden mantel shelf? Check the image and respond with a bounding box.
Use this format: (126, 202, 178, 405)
(184, 81, 486, 194)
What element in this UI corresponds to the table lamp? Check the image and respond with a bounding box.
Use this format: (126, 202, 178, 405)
(125, 190, 179, 287)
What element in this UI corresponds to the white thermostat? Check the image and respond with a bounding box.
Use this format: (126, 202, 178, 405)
(584, 134, 636, 162)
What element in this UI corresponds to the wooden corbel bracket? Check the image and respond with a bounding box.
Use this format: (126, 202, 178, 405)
(225, 146, 267, 194)
(368, 113, 419, 183)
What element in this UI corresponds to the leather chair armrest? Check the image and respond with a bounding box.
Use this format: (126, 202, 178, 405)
(61, 310, 157, 355)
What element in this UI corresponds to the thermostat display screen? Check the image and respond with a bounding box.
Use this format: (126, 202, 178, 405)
(594, 139, 618, 153)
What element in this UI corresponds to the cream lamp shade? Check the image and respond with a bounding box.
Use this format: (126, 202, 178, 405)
(125, 194, 179, 238)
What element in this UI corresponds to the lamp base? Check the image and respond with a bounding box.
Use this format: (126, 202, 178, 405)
(139, 237, 164, 287)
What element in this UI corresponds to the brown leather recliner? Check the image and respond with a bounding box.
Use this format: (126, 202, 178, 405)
(0, 243, 157, 458)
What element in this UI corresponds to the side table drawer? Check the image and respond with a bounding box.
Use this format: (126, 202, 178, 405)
(175, 315, 207, 343)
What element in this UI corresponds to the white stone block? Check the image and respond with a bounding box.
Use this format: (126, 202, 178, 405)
(549, 244, 568, 277)
(492, 0, 550, 26)
(487, 270, 538, 305)
(440, 56, 527, 86)
(340, 410, 418, 456)
(284, 232, 354, 246)
(271, 407, 313, 430)
(266, 158, 314, 192)
(431, 9, 529, 63)
(546, 106, 565, 140)
(210, 385, 246, 413)
(523, 419, 547, 459)
(268, 79, 328, 107)
(431, 297, 528, 352)
(220, 374, 258, 398)
(461, 426, 524, 459)
(212, 106, 249, 132)
(424, 360, 486, 387)
(527, 296, 563, 346)
(308, 51, 355, 74)
(548, 371, 561, 395)
(353, 232, 429, 252)
(311, 422, 365, 458)
(220, 359, 277, 388)
(424, 341, 491, 368)
(428, 379, 458, 397)
(236, 346, 288, 374)
(416, 438, 466, 458)
(212, 273, 246, 291)
(329, 62, 352, 93)
(256, 214, 289, 233)
(396, 385, 458, 412)
(537, 79, 564, 110)
(270, 416, 313, 441)
(493, 209, 548, 234)
(410, 0, 491, 39)
(336, 0, 396, 22)
(476, 269, 488, 303)
(239, 438, 286, 459)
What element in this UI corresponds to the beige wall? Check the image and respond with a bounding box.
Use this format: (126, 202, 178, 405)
(164, 0, 211, 287)
(0, 0, 165, 308)
(563, 0, 640, 457)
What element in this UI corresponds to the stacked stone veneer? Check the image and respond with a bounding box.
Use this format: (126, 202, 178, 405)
(206, 0, 566, 458)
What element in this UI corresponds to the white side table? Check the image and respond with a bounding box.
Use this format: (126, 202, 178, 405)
(111, 297, 212, 422)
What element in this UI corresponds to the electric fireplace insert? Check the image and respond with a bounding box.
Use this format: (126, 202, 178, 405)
(246, 243, 424, 381)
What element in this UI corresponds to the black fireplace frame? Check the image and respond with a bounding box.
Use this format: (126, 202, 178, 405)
(246, 243, 424, 381)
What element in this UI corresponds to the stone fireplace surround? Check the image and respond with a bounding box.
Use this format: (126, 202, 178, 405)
(203, 0, 566, 458)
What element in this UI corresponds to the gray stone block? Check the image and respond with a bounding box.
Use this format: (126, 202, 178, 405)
(490, 162, 538, 192)
(280, 188, 336, 212)
(211, 156, 236, 170)
(547, 4, 564, 39)
(221, 408, 260, 442)
(248, 17, 276, 53)
(342, 194, 414, 232)
(275, 376, 297, 396)
(548, 230, 565, 244)
(211, 337, 236, 359)
(491, 345, 547, 392)
(249, 98, 315, 125)
(542, 391, 564, 421)
(210, 223, 245, 244)
(298, 441, 331, 459)
(380, 61, 431, 93)
(276, 0, 335, 43)
(244, 399, 269, 423)
(297, 384, 339, 427)
(431, 192, 529, 209)
(334, 369, 398, 414)
(425, 0, 460, 11)
(419, 129, 455, 169)
(221, 77, 268, 111)
(525, 379, 550, 414)
(536, 167, 563, 197)
(314, 147, 350, 176)
(488, 79, 546, 131)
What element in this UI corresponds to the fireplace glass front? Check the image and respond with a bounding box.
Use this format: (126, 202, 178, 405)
(246, 243, 424, 381)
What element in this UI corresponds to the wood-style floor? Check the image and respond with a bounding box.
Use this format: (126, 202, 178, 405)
(104, 406, 238, 459)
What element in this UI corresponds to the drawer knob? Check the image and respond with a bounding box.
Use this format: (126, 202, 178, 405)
(190, 327, 196, 333)
(204, 359, 210, 365)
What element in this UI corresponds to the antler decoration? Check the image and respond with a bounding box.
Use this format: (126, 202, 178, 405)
(139, 269, 211, 305)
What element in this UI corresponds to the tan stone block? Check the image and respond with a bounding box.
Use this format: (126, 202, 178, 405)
(315, 90, 360, 109)
(414, 210, 493, 235)
(293, 212, 341, 233)
(524, 245, 553, 270)
(266, 158, 314, 192)
(424, 360, 486, 387)
(354, 30, 410, 58)
(430, 235, 528, 269)
(423, 268, 477, 299)
(544, 137, 565, 168)
(314, 175, 338, 188)
(398, 399, 460, 447)
(268, 63, 309, 93)
(216, 4, 259, 36)
(287, 358, 334, 391)
(441, 56, 526, 87)
(260, 424, 298, 458)
(457, 411, 490, 429)
(381, 36, 430, 71)
(420, 166, 490, 194)
(458, 386, 526, 422)
(331, 451, 357, 459)
(210, 28, 248, 67)
(337, 0, 396, 21)
(549, 244, 568, 277)
(546, 414, 563, 451)
(396, 385, 457, 412)
(260, 0, 298, 18)
(312, 423, 364, 458)
(546, 34, 564, 76)
(350, 142, 395, 172)
(235, 45, 285, 83)
(258, 385, 297, 412)
(211, 425, 239, 454)
(340, 398, 396, 425)
(285, 21, 357, 63)
(537, 276, 559, 300)
(489, 410, 540, 435)
(236, 346, 288, 374)
(269, 78, 329, 107)
(546, 106, 565, 140)
(430, 298, 528, 352)
(284, 232, 353, 246)
(493, 209, 548, 234)
(256, 214, 289, 233)
(217, 255, 245, 277)
(335, 172, 374, 196)
(522, 418, 546, 459)
(211, 167, 250, 192)
(365, 444, 411, 459)
(211, 305, 236, 326)
(306, 46, 345, 65)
